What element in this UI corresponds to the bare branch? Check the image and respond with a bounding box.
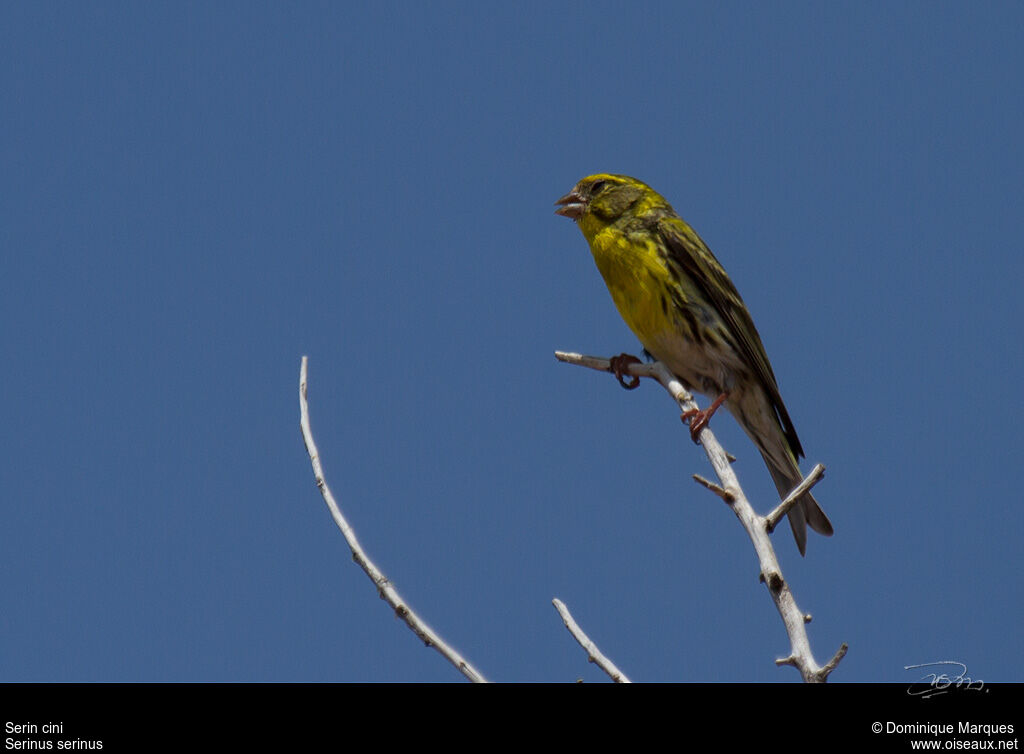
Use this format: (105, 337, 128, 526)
(552, 599, 632, 683)
(556, 350, 846, 683)
(299, 357, 487, 683)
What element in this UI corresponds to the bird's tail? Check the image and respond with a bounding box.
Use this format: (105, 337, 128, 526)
(761, 451, 833, 556)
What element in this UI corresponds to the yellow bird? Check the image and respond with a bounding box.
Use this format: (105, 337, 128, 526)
(556, 174, 832, 555)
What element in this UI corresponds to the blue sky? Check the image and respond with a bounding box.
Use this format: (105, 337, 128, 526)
(2, 2, 1022, 682)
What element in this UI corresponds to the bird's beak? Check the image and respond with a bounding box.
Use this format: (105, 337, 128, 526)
(554, 189, 585, 220)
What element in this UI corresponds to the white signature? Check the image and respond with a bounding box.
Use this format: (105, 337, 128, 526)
(904, 660, 985, 698)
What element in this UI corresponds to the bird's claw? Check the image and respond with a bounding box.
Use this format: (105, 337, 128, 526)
(681, 408, 708, 443)
(609, 353, 642, 390)
(681, 392, 729, 444)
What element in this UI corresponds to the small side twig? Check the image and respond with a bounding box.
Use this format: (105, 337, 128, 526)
(299, 356, 487, 683)
(820, 643, 850, 676)
(764, 463, 826, 533)
(693, 474, 735, 502)
(552, 599, 631, 683)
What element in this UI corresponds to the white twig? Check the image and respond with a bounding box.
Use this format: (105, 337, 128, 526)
(693, 473, 735, 502)
(552, 599, 632, 683)
(765, 463, 826, 533)
(555, 350, 846, 683)
(299, 356, 487, 683)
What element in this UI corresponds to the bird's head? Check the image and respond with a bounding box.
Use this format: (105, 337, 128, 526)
(555, 174, 670, 241)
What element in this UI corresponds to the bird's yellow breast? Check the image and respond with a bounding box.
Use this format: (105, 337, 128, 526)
(585, 224, 677, 349)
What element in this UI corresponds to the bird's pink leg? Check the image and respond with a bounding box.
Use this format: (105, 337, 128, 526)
(682, 392, 729, 444)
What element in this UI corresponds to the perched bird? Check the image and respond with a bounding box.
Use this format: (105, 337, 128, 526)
(555, 174, 832, 555)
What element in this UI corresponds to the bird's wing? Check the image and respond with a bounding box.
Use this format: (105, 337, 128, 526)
(656, 215, 804, 459)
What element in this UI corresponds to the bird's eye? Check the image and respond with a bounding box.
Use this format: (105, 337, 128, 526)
(590, 180, 608, 194)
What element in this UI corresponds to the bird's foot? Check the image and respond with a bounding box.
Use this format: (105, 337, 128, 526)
(681, 392, 729, 443)
(609, 353, 642, 390)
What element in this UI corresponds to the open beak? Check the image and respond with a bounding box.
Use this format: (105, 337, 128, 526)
(554, 189, 586, 220)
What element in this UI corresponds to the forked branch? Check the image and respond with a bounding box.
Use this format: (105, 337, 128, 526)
(554, 350, 846, 683)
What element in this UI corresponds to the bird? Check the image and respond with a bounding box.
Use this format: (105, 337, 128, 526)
(555, 173, 832, 555)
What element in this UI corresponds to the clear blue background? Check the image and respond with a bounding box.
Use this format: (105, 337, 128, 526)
(3, 1, 1021, 682)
